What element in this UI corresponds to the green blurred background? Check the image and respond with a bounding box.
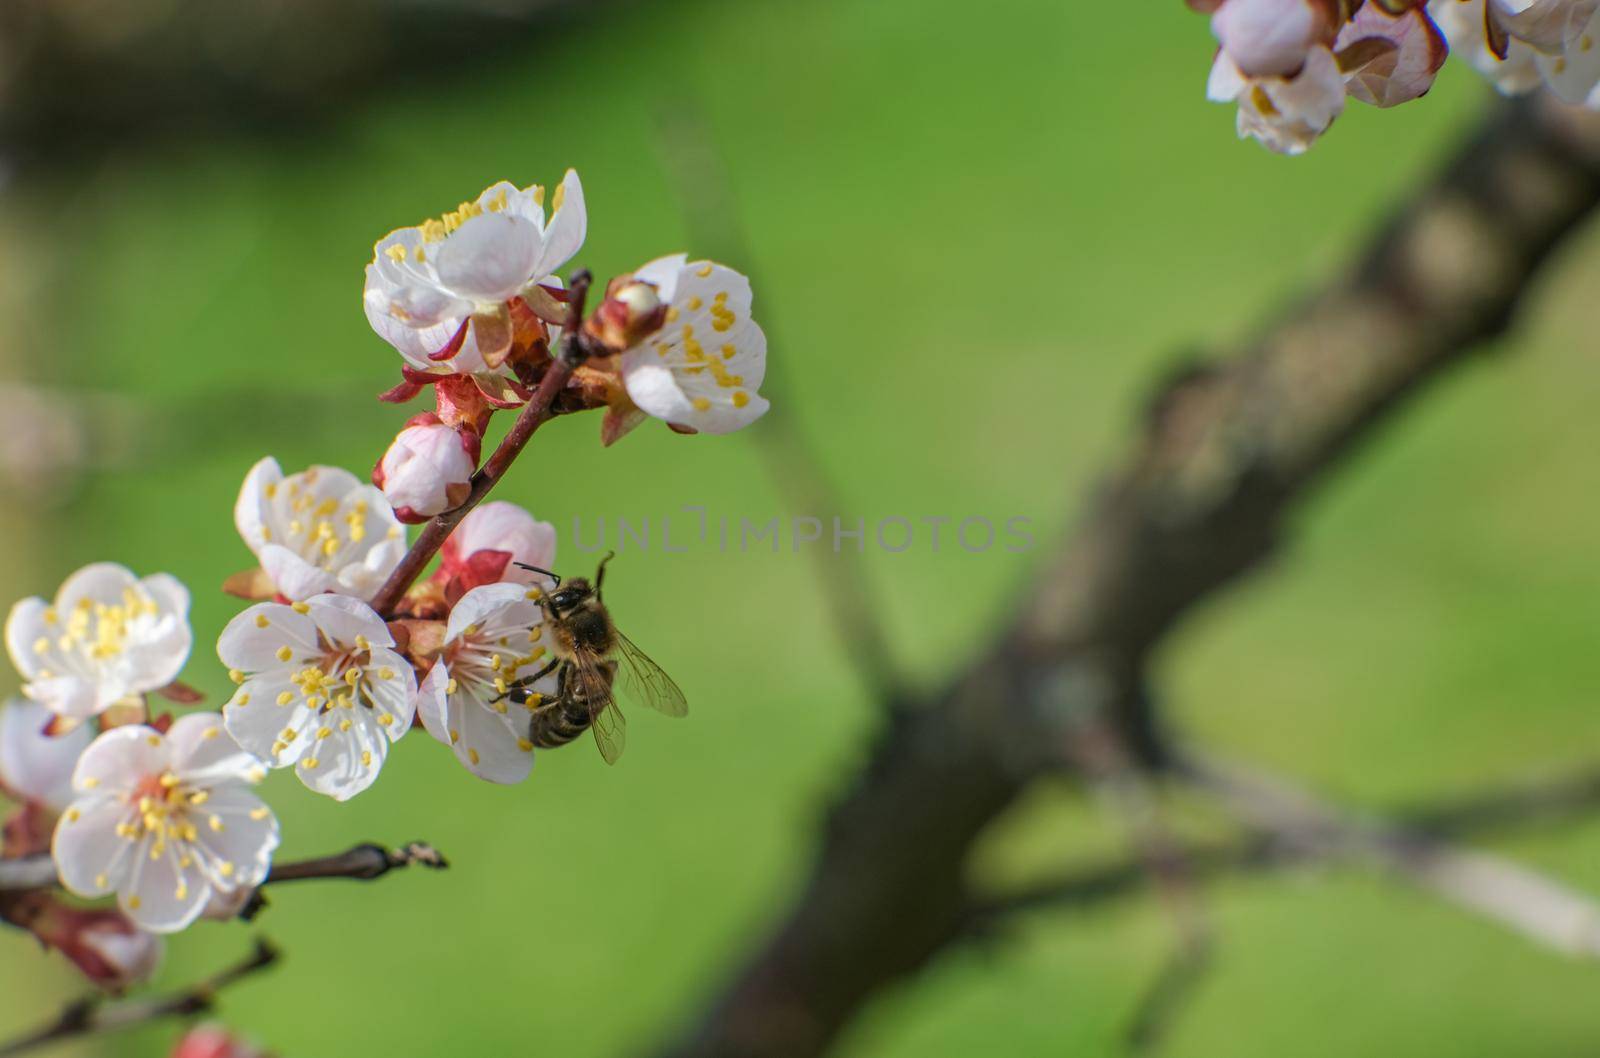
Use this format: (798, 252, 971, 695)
(4, 1, 1600, 1055)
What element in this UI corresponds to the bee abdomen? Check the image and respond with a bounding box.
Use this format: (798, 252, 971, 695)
(528, 698, 592, 750)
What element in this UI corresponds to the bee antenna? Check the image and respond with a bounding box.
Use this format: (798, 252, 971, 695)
(595, 551, 616, 594)
(513, 563, 561, 587)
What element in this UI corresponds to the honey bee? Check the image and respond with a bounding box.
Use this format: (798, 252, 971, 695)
(499, 552, 686, 764)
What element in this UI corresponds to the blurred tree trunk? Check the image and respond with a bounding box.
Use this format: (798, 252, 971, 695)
(649, 96, 1600, 1058)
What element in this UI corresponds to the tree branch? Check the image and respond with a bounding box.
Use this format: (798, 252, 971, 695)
(971, 759, 1600, 929)
(237, 841, 448, 921)
(1177, 754, 1600, 958)
(651, 97, 1600, 1058)
(0, 938, 278, 1058)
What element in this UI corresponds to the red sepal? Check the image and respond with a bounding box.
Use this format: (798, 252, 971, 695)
(427, 317, 471, 363)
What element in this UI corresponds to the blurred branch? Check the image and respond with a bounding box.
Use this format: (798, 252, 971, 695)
(653, 96, 1600, 1058)
(969, 758, 1600, 923)
(1060, 717, 1212, 1053)
(0, 938, 277, 1058)
(654, 102, 905, 708)
(1177, 754, 1600, 958)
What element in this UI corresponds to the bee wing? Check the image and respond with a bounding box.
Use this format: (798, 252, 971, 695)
(568, 654, 626, 765)
(591, 700, 627, 766)
(613, 629, 688, 718)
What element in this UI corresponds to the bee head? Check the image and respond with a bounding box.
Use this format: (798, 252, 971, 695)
(548, 577, 593, 613)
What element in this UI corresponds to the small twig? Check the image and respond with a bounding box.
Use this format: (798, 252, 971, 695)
(238, 841, 448, 921)
(1057, 714, 1212, 1053)
(0, 938, 278, 1057)
(368, 274, 593, 617)
(654, 102, 905, 708)
(971, 759, 1600, 922)
(1124, 943, 1214, 1055)
(0, 841, 447, 905)
(1177, 753, 1600, 958)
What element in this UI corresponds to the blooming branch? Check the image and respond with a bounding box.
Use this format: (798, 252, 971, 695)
(364, 271, 592, 618)
(0, 938, 278, 1058)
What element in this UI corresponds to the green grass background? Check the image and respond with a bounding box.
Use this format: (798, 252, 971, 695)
(5, 0, 1600, 1055)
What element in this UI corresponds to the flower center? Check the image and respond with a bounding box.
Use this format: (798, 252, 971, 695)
(267, 481, 379, 571)
(46, 589, 159, 665)
(118, 771, 201, 861)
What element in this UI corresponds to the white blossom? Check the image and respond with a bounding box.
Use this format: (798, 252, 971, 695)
(5, 564, 192, 722)
(218, 594, 416, 800)
(234, 458, 407, 603)
(1212, 0, 1328, 77)
(618, 255, 770, 435)
(1429, 0, 1600, 101)
(51, 714, 278, 934)
(364, 172, 585, 374)
(417, 582, 556, 784)
(1338, 4, 1450, 107)
(1209, 44, 1347, 155)
(0, 698, 92, 809)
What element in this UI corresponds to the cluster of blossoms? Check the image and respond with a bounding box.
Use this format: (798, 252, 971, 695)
(1194, 0, 1600, 154)
(366, 171, 769, 520)
(0, 170, 765, 996)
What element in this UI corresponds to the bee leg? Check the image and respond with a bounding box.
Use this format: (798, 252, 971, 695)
(595, 550, 616, 595)
(524, 656, 561, 686)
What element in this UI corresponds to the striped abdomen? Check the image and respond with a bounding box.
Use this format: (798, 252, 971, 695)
(528, 695, 593, 749)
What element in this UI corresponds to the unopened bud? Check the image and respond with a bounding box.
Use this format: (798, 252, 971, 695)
(1212, 0, 1326, 77)
(171, 1025, 266, 1058)
(373, 414, 480, 523)
(29, 899, 164, 991)
(584, 277, 668, 352)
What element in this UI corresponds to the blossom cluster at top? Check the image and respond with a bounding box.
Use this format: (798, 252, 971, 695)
(365, 171, 769, 521)
(0, 170, 767, 982)
(1195, 0, 1600, 154)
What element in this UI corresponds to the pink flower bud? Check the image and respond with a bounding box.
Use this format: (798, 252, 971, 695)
(1212, 0, 1327, 77)
(27, 898, 164, 991)
(373, 413, 480, 523)
(584, 275, 669, 352)
(171, 1026, 265, 1058)
(434, 501, 558, 603)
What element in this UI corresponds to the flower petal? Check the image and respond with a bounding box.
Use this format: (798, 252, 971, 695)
(121, 842, 210, 933)
(434, 213, 541, 302)
(53, 796, 136, 898)
(189, 786, 278, 888)
(0, 698, 93, 809)
(167, 713, 261, 786)
(258, 545, 340, 602)
(73, 727, 170, 794)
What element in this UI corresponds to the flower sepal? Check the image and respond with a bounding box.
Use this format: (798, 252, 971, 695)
(12, 895, 164, 992)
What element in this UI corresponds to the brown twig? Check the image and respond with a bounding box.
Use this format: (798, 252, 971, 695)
(651, 96, 1600, 1058)
(237, 841, 448, 921)
(368, 276, 592, 617)
(0, 841, 447, 900)
(0, 938, 278, 1057)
